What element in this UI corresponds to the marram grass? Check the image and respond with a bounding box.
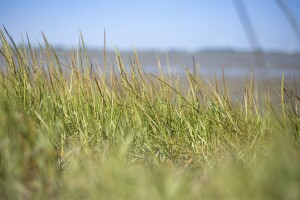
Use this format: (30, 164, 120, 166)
(0, 29, 299, 200)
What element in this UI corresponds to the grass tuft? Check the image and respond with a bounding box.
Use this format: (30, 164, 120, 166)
(0, 29, 299, 199)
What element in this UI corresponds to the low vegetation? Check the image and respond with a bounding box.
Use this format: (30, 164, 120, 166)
(0, 28, 299, 199)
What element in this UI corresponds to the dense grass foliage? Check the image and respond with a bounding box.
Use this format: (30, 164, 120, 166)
(0, 29, 299, 199)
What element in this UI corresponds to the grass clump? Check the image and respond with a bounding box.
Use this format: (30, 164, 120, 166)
(0, 28, 299, 199)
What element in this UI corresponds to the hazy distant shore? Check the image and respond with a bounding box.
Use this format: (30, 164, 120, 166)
(48, 50, 300, 76)
(1, 50, 299, 98)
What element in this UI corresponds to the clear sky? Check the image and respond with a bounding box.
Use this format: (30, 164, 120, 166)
(0, 0, 300, 52)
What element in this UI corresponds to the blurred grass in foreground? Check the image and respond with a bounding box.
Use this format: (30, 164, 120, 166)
(0, 29, 299, 199)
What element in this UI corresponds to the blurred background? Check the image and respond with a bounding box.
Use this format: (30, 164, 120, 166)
(1, 0, 300, 52)
(1, 0, 300, 98)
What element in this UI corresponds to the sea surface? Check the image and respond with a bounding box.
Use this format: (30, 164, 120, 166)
(1, 50, 299, 100)
(51, 50, 300, 78)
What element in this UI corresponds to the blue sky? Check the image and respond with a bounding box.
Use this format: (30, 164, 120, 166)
(0, 0, 300, 52)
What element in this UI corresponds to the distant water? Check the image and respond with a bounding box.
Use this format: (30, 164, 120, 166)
(1, 50, 299, 100)
(52, 50, 300, 78)
(1, 50, 299, 80)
